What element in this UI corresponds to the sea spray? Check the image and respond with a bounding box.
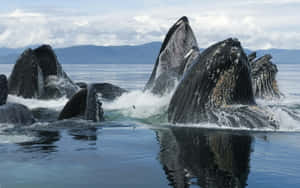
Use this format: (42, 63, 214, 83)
(7, 95, 68, 110)
(103, 90, 172, 121)
(0, 123, 35, 143)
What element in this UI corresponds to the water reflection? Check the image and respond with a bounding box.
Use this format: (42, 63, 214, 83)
(156, 127, 252, 188)
(69, 128, 98, 141)
(18, 130, 60, 153)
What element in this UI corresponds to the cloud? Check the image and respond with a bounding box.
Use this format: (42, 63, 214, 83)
(0, 4, 299, 50)
(246, 0, 300, 4)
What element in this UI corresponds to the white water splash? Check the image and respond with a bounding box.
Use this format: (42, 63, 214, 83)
(0, 124, 35, 144)
(0, 95, 67, 144)
(7, 95, 68, 110)
(171, 115, 300, 132)
(0, 95, 68, 144)
(99, 79, 300, 132)
(171, 104, 300, 132)
(0, 134, 35, 144)
(170, 122, 274, 131)
(273, 108, 300, 131)
(103, 90, 172, 119)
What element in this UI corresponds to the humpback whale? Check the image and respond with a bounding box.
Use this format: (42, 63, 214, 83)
(75, 82, 127, 100)
(58, 84, 104, 122)
(168, 38, 278, 129)
(250, 54, 282, 99)
(8, 45, 79, 99)
(0, 74, 8, 105)
(0, 75, 35, 125)
(144, 16, 200, 95)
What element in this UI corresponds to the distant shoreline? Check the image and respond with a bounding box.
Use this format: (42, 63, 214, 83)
(0, 42, 299, 64)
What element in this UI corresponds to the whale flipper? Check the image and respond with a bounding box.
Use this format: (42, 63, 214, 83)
(168, 38, 277, 129)
(251, 54, 282, 99)
(144, 16, 199, 95)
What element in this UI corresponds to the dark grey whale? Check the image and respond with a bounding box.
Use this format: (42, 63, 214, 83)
(144, 16, 199, 95)
(58, 84, 104, 122)
(8, 45, 79, 99)
(8, 49, 44, 98)
(168, 38, 278, 129)
(0, 75, 35, 125)
(76, 82, 127, 100)
(0, 74, 8, 105)
(250, 54, 282, 99)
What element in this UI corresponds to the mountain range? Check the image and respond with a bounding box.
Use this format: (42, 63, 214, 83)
(0, 42, 299, 64)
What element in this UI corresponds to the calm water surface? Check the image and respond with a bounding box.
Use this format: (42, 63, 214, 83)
(0, 64, 300, 188)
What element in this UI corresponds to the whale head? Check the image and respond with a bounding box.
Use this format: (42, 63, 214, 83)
(168, 38, 256, 123)
(144, 16, 199, 95)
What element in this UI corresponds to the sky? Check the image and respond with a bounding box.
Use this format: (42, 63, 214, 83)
(0, 0, 300, 49)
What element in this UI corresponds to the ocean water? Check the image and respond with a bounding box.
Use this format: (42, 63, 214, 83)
(0, 63, 300, 188)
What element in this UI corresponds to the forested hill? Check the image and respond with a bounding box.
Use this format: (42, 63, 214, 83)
(0, 42, 299, 64)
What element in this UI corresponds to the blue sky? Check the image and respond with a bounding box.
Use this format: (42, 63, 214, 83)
(0, 0, 300, 49)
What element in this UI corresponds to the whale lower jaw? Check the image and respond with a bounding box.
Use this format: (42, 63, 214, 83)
(210, 106, 278, 129)
(169, 105, 278, 129)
